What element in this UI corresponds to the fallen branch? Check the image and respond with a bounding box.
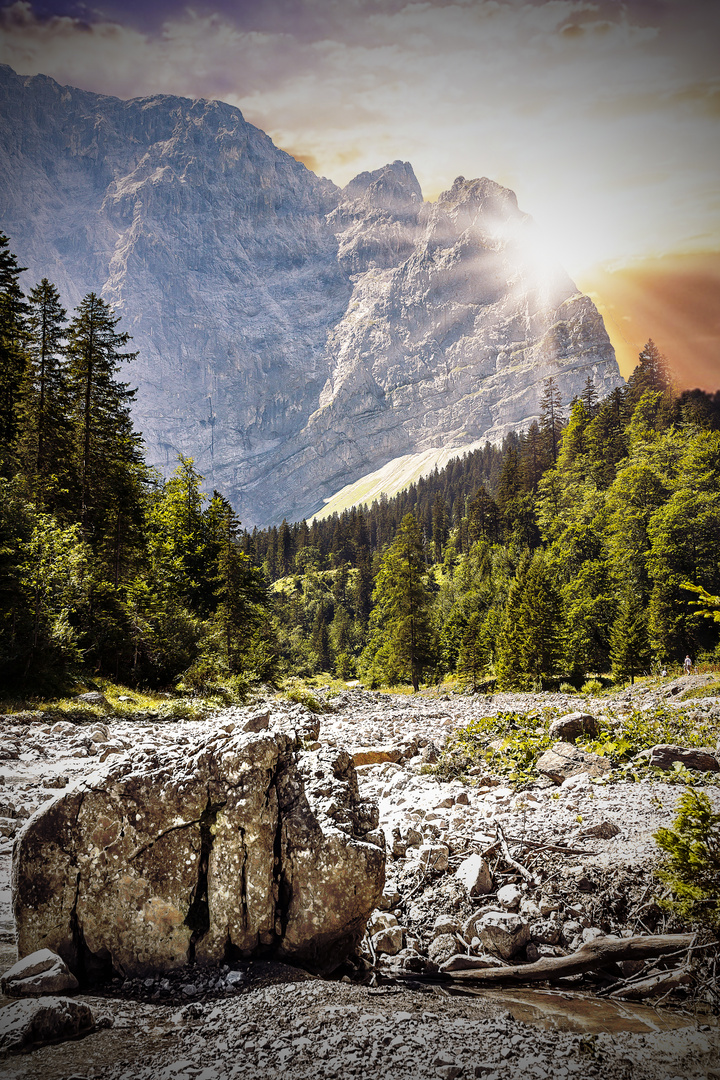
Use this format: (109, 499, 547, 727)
(456, 832, 593, 857)
(447, 933, 696, 985)
(496, 823, 533, 882)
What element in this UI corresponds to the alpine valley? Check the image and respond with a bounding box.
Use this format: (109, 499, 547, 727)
(0, 64, 622, 527)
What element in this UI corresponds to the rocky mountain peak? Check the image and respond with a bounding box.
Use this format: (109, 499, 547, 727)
(342, 160, 422, 212)
(0, 67, 623, 526)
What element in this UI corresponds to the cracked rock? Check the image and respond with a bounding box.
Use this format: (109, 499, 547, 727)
(12, 731, 384, 981)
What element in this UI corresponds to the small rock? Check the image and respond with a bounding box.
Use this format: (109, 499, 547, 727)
(352, 746, 402, 766)
(0, 996, 94, 1056)
(579, 819, 621, 839)
(421, 743, 440, 764)
(1, 949, 78, 997)
(418, 843, 449, 872)
(432, 914, 460, 938)
(649, 744, 719, 772)
(372, 926, 403, 955)
(548, 712, 600, 742)
(529, 919, 561, 946)
(42, 775, 69, 789)
(427, 933, 459, 966)
(241, 709, 270, 733)
(455, 853, 492, 896)
(536, 742, 610, 784)
(475, 911, 529, 960)
(368, 910, 398, 934)
(496, 883, 522, 911)
(75, 692, 108, 706)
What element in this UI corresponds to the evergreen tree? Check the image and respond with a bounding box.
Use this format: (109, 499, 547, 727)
(0, 232, 28, 473)
(359, 513, 435, 691)
(540, 377, 564, 463)
(610, 588, 651, 685)
(20, 279, 71, 496)
(65, 293, 143, 542)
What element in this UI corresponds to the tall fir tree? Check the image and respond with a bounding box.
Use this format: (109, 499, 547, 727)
(360, 513, 435, 691)
(0, 232, 28, 474)
(65, 293, 143, 550)
(20, 278, 74, 509)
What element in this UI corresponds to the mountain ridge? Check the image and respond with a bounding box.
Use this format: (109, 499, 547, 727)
(0, 65, 622, 526)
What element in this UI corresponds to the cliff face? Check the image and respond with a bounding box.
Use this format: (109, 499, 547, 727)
(0, 66, 622, 526)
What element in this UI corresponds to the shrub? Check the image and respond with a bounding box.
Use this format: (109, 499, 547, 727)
(559, 682, 577, 694)
(581, 678, 604, 696)
(654, 788, 720, 931)
(283, 686, 326, 714)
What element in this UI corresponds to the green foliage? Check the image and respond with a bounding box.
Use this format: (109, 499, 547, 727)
(580, 678, 604, 696)
(432, 710, 554, 784)
(282, 685, 327, 714)
(359, 513, 436, 691)
(654, 788, 720, 930)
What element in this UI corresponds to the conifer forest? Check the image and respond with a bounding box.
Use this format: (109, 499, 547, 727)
(2, 230, 720, 695)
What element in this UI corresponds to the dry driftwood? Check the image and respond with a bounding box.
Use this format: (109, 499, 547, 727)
(447, 933, 695, 985)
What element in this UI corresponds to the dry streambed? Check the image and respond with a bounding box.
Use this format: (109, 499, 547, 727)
(0, 682, 719, 1079)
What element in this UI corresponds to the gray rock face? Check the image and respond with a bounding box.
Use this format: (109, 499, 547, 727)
(0, 65, 622, 526)
(12, 730, 384, 980)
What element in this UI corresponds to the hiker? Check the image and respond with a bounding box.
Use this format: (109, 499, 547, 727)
(683, 655, 692, 675)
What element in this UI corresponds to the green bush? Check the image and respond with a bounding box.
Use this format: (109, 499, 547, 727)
(283, 686, 326, 714)
(559, 682, 577, 694)
(654, 788, 720, 931)
(581, 678, 604, 696)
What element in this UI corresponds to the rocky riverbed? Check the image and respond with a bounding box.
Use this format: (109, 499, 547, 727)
(1, 680, 719, 1079)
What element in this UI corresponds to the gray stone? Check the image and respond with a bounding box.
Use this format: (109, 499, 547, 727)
(432, 914, 461, 938)
(475, 911, 530, 960)
(455, 853, 493, 896)
(12, 733, 384, 979)
(649, 744, 719, 773)
(529, 919, 562, 946)
(418, 843, 450, 872)
(75, 692, 108, 706)
(548, 712, 600, 742)
(240, 709, 271, 733)
(0, 996, 94, 1056)
(427, 933, 459, 966)
(536, 741, 611, 783)
(579, 819, 621, 839)
(371, 926, 403, 955)
(1, 949, 78, 996)
(496, 883, 522, 911)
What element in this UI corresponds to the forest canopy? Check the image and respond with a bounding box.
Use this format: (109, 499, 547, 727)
(1, 230, 719, 694)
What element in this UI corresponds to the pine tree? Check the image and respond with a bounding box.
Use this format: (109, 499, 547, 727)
(20, 279, 74, 508)
(610, 588, 651, 685)
(65, 293, 142, 540)
(540, 377, 564, 464)
(0, 233, 28, 473)
(360, 513, 435, 691)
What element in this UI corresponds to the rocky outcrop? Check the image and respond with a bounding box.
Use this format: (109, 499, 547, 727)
(12, 730, 384, 980)
(0, 65, 623, 526)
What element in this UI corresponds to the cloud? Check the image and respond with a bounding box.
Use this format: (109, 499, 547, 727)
(1, 0, 718, 277)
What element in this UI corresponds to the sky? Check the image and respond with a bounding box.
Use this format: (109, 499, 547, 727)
(1, 0, 719, 388)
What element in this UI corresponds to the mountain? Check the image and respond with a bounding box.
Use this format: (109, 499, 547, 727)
(0, 65, 622, 526)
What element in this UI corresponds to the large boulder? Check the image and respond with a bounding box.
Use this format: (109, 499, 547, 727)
(12, 731, 384, 981)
